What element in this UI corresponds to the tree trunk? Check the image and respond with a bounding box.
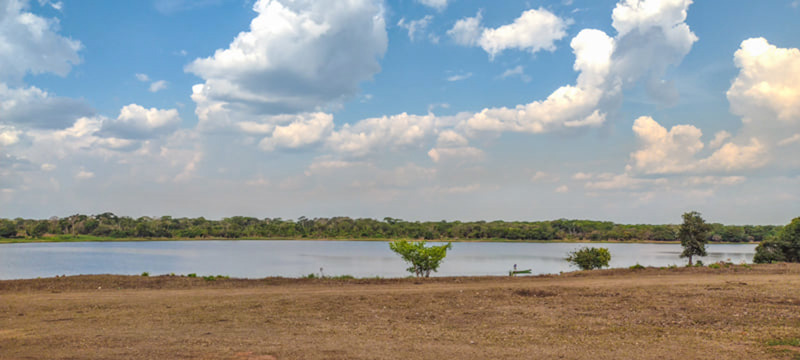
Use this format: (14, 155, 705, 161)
(688, 255, 693, 266)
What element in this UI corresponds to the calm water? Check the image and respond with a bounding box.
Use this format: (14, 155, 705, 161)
(0, 241, 757, 280)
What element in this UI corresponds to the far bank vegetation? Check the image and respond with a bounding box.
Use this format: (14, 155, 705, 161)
(0, 213, 782, 243)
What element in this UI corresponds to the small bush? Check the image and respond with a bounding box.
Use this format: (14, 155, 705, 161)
(304, 273, 317, 279)
(629, 263, 645, 270)
(202, 275, 229, 281)
(187, 273, 197, 278)
(708, 263, 721, 269)
(695, 260, 704, 267)
(566, 247, 611, 270)
(141, 272, 149, 277)
(330, 275, 355, 280)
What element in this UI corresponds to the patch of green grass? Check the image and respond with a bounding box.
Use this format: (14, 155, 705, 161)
(767, 338, 800, 347)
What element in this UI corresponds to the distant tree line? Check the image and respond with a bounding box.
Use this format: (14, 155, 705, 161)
(0, 213, 782, 242)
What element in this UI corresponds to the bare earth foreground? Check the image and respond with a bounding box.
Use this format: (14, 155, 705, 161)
(2, 265, 800, 360)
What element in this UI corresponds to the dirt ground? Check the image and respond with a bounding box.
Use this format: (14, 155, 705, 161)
(1, 264, 800, 360)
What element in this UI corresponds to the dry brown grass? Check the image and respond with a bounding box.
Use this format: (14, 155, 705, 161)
(1, 264, 800, 359)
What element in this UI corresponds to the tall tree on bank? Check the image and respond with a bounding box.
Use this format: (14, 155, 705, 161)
(754, 217, 800, 263)
(679, 211, 712, 266)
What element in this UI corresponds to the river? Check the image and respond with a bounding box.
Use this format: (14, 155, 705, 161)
(0, 240, 756, 279)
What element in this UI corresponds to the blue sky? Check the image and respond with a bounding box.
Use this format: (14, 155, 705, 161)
(1, 0, 799, 224)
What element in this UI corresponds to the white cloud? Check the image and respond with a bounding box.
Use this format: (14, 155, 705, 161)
(585, 173, 667, 190)
(397, 15, 433, 42)
(448, 8, 571, 59)
(75, 170, 94, 180)
(40, 163, 56, 171)
(464, 29, 614, 134)
(709, 130, 731, 149)
(685, 176, 745, 186)
(778, 134, 800, 146)
(427, 146, 484, 163)
(99, 104, 181, 140)
(186, 0, 388, 126)
(258, 112, 333, 151)
(0, 0, 81, 84)
(727, 38, 800, 125)
(435, 130, 468, 147)
(555, 185, 569, 193)
(629, 116, 703, 174)
(0, 83, 94, 129)
(135, 73, 150, 82)
(149, 80, 168, 93)
(499, 65, 531, 82)
(327, 113, 436, 157)
(447, 11, 482, 47)
(416, 0, 448, 11)
(446, 72, 472, 82)
(628, 116, 767, 174)
(0, 125, 21, 146)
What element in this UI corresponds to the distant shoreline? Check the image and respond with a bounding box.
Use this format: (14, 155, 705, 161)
(0, 236, 759, 245)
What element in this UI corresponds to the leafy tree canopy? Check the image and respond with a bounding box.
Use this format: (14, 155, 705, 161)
(389, 240, 452, 278)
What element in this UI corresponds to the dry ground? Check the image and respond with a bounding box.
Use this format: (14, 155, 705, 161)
(1, 264, 800, 360)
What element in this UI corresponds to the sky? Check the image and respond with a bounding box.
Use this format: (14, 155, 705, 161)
(0, 0, 799, 224)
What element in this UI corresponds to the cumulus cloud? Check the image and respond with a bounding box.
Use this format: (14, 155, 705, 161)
(327, 113, 436, 157)
(0, 84, 94, 129)
(99, 104, 181, 140)
(464, 29, 614, 134)
(186, 0, 388, 127)
(0, 0, 81, 84)
(448, 8, 571, 59)
(461, 0, 698, 135)
(628, 116, 766, 174)
(0, 125, 21, 146)
(258, 112, 333, 151)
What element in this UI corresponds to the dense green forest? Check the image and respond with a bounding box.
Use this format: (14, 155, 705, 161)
(0, 213, 781, 243)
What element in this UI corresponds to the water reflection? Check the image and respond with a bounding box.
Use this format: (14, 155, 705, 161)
(0, 240, 757, 280)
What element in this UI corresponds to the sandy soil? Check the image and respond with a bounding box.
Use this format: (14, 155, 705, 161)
(1, 264, 800, 360)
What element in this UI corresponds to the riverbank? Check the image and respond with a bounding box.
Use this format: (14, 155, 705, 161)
(0, 234, 758, 245)
(1, 264, 799, 359)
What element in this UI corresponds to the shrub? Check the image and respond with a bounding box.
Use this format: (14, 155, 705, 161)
(754, 217, 800, 264)
(389, 240, 452, 278)
(566, 247, 611, 270)
(141, 272, 149, 277)
(187, 273, 197, 278)
(629, 263, 645, 270)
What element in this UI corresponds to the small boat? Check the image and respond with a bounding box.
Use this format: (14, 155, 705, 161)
(509, 269, 532, 276)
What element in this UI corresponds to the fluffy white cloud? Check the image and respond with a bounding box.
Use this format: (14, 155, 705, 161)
(610, 0, 698, 104)
(727, 38, 800, 125)
(327, 113, 436, 157)
(464, 29, 614, 134)
(0, 84, 94, 129)
(448, 8, 571, 59)
(629, 116, 703, 174)
(416, 0, 448, 11)
(0, 0, 81, 84)
(709, 130, 731, 149)
(99, 104, 181, 140)
(628, 116, 766, 174)
(258, 112, 333, 151)
(187, 0, 387, 125)
(447, 11, 482, 46)
(0, 125, 21, 146)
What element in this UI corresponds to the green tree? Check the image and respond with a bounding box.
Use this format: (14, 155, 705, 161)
(389, 240, 452, 278)
(754, 217, 800, 263)
(566, 247, 611, 270)
(679, 211, 711, 266)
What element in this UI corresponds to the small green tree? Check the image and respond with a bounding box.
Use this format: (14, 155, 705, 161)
(679, 211, 711, 266)
(754, 217, 800, 263)
(566, 247, 611, 270)
(389, 240, 452, 278)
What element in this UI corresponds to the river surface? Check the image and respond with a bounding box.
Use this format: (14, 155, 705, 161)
(0, 240, 757, 280)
